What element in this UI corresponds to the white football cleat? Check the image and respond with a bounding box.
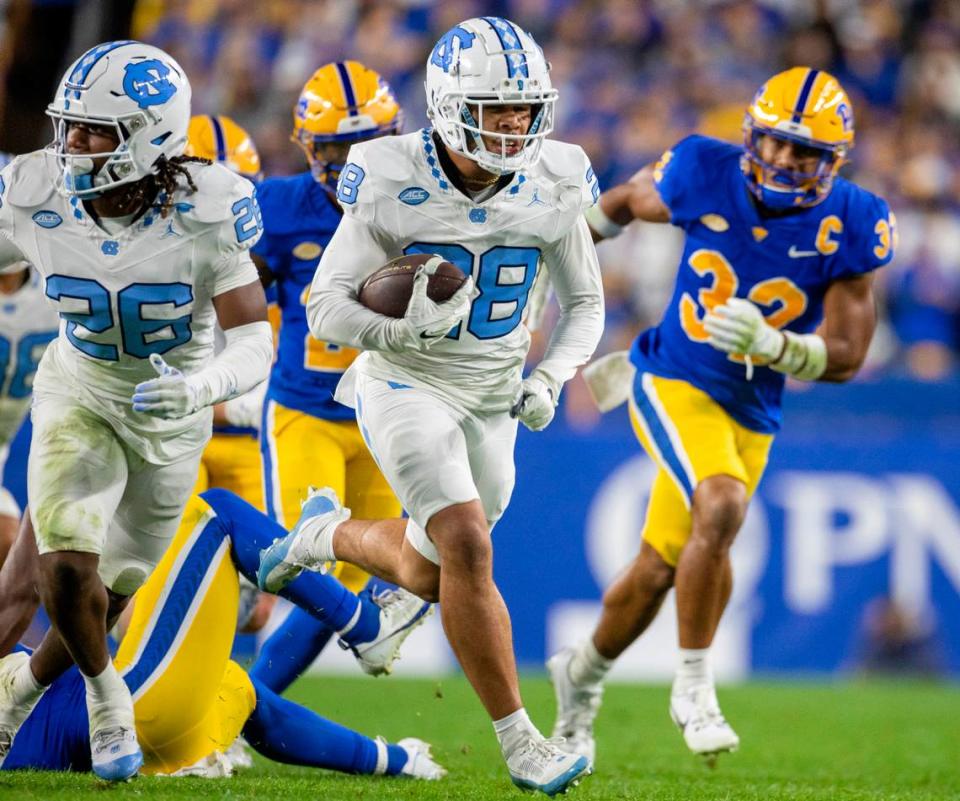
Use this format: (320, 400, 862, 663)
(342, 587, 433, 676)
(90, 725, 143, 781)
(547, 647, 602, 766)
(225, 736, 254, 770)
(0, 651, 45, 768)
(669, 683, 739, 765)
(397, 737, 446, 780)
(506, 735, 591, 796)
(258, 487, 350, 593)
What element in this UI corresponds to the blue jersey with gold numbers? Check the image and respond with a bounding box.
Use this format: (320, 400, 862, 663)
(253, 172, 356, 421)
(630, 135, 894, 433)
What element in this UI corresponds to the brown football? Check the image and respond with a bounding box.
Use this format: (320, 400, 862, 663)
(358, 253, 468, 318)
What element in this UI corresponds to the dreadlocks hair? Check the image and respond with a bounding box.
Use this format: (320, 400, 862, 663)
(152, 154, 211, 218)
(117, 154, 212, 219)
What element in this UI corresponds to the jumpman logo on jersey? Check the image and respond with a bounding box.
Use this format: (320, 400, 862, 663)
(161, 220, 182, 239)
(527, 189, 546, 207)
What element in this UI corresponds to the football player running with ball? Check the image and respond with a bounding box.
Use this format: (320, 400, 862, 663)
(0, 42, 271, 780)
(260, 17, 604, 796)
(548, 68, 895, 767)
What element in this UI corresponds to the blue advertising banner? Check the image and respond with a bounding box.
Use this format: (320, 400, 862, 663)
(494, 377, 960, 678)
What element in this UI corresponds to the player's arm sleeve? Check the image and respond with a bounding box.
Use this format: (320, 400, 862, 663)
(0, 166, 28, 270)
(532, 216, 605, 395)
(306, 215, 413, 353)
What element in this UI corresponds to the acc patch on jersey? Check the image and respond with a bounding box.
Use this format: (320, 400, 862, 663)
(32, 210, 63, 229)
(398, 187, 430, 206)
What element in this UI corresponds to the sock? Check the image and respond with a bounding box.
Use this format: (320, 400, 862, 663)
(568, 639, 613, 686)
(372, 737, 410, 775)
(338, 581, 391, 648)
(493, 707, 539, 755)
(249, 606, 335, 694)
(244, 676, 395, 774)
(12, 657, 46, 706)
(205, 487, 363, 632)
(674, 647, 712, 692)
(83, 662, 133, 730)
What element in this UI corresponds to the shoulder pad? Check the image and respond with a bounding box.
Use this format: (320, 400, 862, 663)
(351, 135, 418, 184)
(178, 162, 255, 224)
(5, 151, 58, 208)
(535, 141, 598, 216)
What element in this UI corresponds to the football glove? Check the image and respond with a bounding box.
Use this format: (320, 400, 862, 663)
(401, 257, 474, 350)
(704, 297, 827, 380)
(703, 297, 784, 361)
(510, 374, 557, 432)
(131, 353, 200, 419)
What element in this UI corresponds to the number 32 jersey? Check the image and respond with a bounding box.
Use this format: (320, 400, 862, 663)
(308, 129, 604, 413)
(0, 152, 261, 463)
(630, 134, 895, 433)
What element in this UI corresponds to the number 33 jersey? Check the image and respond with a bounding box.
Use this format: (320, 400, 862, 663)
(630, 134, 895, 434)
(309, 129, 604, 413)
(0, 152, 261, 463)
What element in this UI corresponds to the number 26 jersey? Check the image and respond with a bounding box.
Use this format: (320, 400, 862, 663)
(0, 152, 261, 463)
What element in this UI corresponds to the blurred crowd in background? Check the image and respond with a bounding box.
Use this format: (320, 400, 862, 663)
(2, 0, 960, 387)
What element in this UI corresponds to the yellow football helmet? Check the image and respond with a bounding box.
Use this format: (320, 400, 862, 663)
(742, 67, 854, 208)
(185, 115, 262, 182)
(292, 60, 402, 188)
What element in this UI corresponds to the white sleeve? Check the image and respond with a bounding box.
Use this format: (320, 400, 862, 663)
(212, 250, 260, 296)
(0, 164, 27, 271)
(532, 215, 605, 395)
(306, 215, 412, 353)
(0, 237, 27, 272)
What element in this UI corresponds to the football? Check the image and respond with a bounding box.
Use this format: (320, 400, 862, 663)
(358, 253, 468, 318)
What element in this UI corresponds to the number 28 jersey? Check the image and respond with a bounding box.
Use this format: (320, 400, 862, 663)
(630, 135, 895, 433)
(308, 129, 604, 413)
(0, 152, 261, 463)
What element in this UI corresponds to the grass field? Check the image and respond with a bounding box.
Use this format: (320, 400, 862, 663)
(2, 674, 958, 801)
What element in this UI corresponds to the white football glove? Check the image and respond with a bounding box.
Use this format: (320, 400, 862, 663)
(131, 353, 200, 419)
(401, 256, 474, 350)
(510, 374, 557, 432)
(703, 297, 784, 361)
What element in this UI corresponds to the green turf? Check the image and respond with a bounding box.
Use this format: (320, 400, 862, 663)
(2, 675, 958, 800)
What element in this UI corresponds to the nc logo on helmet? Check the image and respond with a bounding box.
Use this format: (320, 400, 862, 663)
(122, 59, 177, 109)
(430, 27, 475, 73)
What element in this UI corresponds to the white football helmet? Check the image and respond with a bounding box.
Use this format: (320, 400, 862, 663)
(425, 17, 557, 175)
(46, 41, 191, 197)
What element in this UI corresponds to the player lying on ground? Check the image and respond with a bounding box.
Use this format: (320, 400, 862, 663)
(0, 489, 439, 778)
(548, 67, 894, 767)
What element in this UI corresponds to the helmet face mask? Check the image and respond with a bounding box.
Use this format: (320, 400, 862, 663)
(291, 61, 402, 190)
(46, 40, 191, 199)
(425, 17, 558, 175)
(741, 67, 853, 209)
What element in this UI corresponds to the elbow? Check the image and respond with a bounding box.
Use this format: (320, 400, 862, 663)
(822, 354, 864, 383)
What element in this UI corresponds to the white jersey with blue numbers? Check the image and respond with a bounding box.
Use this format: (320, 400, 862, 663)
(0, 152, 261, 463)
(307, 130, 604, 412)
(0, 268, 58, 447)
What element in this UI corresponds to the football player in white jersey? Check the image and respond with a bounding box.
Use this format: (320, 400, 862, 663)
(259, 17, 604, 795)
(0, 259, 59, 562)
(0, 42, 272, 780)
